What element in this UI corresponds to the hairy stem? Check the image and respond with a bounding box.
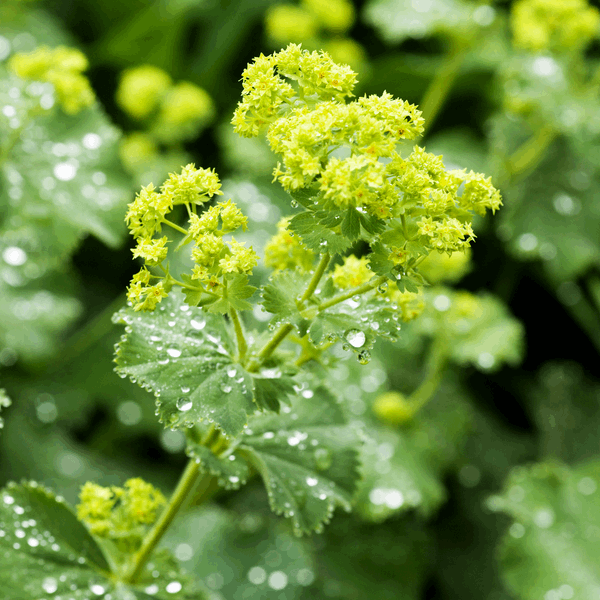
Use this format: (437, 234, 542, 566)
(506, 125, 557, 180)
(298, 253, 331, 307)
(124, 459, 204, 583)
(419, 43, 468, 135)
(309, 275, 387, 316)
(250, 252, 332, 368)
(229, 307, 248, 361)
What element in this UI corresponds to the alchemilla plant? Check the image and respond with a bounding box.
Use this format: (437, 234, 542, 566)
(0, 40, 514, 598)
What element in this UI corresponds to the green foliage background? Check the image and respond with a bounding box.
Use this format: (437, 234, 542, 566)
(2, 0, 600, 599)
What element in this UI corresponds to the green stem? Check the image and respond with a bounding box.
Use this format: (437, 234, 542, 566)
(308, 275, 387, 317)
(406, 338, 447, 415)
(298, 253, 331, 307)
(249, 252, 332, 369)
(506, 125, 557, 180)
(124, 459, 203, 584)
(169, 277, 216, 296)
(419, 43, 469, 135)
(161, 218, 189, 236)
(229, 307, 248, 361)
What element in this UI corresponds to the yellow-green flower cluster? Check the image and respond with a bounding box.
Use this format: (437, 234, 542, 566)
(188, 199, 258, 284)
(119, 132, 159, 173)
(8, 45, 95, 114)
(265, 0, 355, 44)
(77, 478, 166, 553)
(125, 164, 223, 311)
(116, 64, 214, 143)
(372, 391, 413, 425)
(332, 255, 373, 289)
(418, 216, 475, 254)
(511, 0, 600, 53)
(232, 44, 357, 138)
(264, 217, 315, 272)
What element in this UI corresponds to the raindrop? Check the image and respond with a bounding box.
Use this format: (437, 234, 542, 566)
(181, 386, 191, 394)
(166, 348, 181, 359)
(263, 432, 275, 439)
(433, 294, 451, 312)
(42, 577, 58, 593)
(306, 477, 318, 487)
(90, 584, 106, 596)
(2, 246, 27, 266)
(268, 571, 288, 591)
(290, 199, 298, 208)
(166, 581, 182, 594)
(176, 398, 193, 412)
(377, 282, 388, 293)
(221, 383, 232, 393)
(229, 476, 239, 484)
(248, 566, 267, 585)
(82, 133, 102, 150)
(145, 584, 159, 594)
(190, 318, 205, 330)
(227, 367, 237, 378)
(345, 329, 365, 348)
(534, 508, 555, 529)
(53, 162, 77, 181)
(27, 538, 39, 547)
(357, 350, 371, 365)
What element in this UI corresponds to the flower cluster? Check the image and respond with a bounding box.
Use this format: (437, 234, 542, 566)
(264, 217, 315, 272)
(77, 478, 166, 553)
(8, 45, 95, 114)
(266, 0, 355, 44)
(511, 0, 600, 53)
(116, 64, 214, 144)
(125, 164, 259, 312)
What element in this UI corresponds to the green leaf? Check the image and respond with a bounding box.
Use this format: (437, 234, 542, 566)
(0, 482, 205, 599)
(289, 186, 320, 210)
(162, 504, 314, 600)
(251, 372, 295, 412)
(364, 0, 476, 44)
(288, 212, 351, 255)
(206, 273, 257, 314)
(367, 242, 396, 277)
(179, 274, 206, 307)
(356, 381, 472, 520)
(260, 270, 308, 324)
(415, 287, 524, 371)
(491, 460, 600, 600)
(238, 383, 362, 535)
(308, 294, 402, 352)
(113, 293, 257, 437)
(341, 208, 361, 240)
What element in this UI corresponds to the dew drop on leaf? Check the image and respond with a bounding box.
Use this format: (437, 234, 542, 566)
(345, 329, 366, 348)
(176, 398, 193, 412)
(314, 447, 332, 470)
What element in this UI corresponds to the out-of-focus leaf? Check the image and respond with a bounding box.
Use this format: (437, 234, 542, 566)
(356, 381, 472, 520)
(490, 460, 600, 600)
(414, 287, 524, 371)
(298, 512, 433, 600)
(162, 503, 314, 600)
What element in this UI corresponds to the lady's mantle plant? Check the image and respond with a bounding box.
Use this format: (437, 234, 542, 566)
(0, 44, 503, 598)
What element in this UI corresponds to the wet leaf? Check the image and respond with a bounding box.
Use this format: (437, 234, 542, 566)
(288, 212, 351, 255)
(491, 460, 600, 600)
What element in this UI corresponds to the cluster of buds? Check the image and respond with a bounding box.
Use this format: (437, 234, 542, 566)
(264, 217, 315, 272)
(77, 478, 166, 553)
(125, 164, 258, 312)
(511, 0, 600, 53)
(8, 45, 95, 114)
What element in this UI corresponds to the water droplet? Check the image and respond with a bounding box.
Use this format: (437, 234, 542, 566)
(2, 246, 27, 266)
(180, 386, 191, 394)
(268, 571, 288, 591)
(227, 367, 237, 378)
(145, 584, 159, 594)
(534, 508, 555, 529)
(358, 350, 371, 365)
(377, 282, 388, 293)
(166, 581, 182, 594)
(229, 476, 239, 484)
(221, 383, 232, 393)
(53, 162, 77, 181)
(290, 199, 298, 208)
(42, 577, 58, 593)
(314, 448, 332, 470)
(345, 329, 366, 348)
(90, 584, 106, 596)
(248, 566, 267, 585)
(167, 347, 181, 358)
(190, 318, 205, 330)
(306, 477, 318, 487)
(433, 294, 451, 312)
(176, 398, 193, 412)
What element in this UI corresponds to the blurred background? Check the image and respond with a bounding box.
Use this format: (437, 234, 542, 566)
(2, 0, 600, 598)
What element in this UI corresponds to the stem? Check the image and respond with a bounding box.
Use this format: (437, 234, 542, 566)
(161, 218, 189, 236)
(169, 277, 216, 296)
(506, 125, 557, 180)
(419, 43, 468, 135)
(249, 252, 332, 369)
(229, 307, 248, 361)
(310, 275, 387, 316)
(124, 459, 203, 583)
(406, 338, 447, 415)
(298, 253, 331, 307)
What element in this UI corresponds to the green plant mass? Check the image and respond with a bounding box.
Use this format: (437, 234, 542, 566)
(2, 0, 600, 598)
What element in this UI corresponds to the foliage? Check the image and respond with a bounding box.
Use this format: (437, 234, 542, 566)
(1, 0, 600, 599)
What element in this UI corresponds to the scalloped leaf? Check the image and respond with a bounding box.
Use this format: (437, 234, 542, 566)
(237, 384, 362, 535)
(288, 212, 351, 255)
(0, 482, 205, 599)
(491, 460, 600, 600)
(261, 270, 309, 325)
(113, 294, 256, 438)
